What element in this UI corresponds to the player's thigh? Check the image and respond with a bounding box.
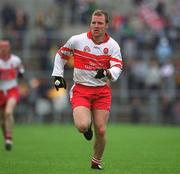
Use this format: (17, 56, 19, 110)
(73, 106, 92, 126)
(0, 107, 5, 121)
(92, 109, 109, 133)
(5, 98, 17, 115)
(5, 87, 19, 114)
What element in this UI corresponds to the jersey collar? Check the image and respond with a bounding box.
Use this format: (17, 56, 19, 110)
(87, 31, 110, 44)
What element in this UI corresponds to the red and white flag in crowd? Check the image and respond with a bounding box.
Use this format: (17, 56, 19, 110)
(139, 4, 164, 32)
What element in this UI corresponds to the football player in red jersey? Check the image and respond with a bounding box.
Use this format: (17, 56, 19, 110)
(52, 10, 123, 169)
(0, 40, 24, 151)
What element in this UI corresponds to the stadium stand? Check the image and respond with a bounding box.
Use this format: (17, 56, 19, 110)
(0, 0, 180, 124)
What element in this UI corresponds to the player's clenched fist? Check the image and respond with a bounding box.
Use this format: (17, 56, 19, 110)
(54, 76, 66, 91)
(94, 69, 112, 79)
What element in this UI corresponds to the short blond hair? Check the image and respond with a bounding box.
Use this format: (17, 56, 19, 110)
(92, 9, 109, 24)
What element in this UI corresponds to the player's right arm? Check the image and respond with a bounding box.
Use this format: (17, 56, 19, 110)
(52, 36, 75, 90)
(52, 52, 67, 78)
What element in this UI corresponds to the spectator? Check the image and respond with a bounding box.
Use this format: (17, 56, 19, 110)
(0, 3, 16, 30)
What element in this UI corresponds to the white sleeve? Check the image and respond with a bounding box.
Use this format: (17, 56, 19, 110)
(52, 53, 67, 77)
(13, 54, 25, 74)
(109, 66, 122, 81)
(51, 36, 75, 77)
(108, 42, 123, 81)
(18, 63, 25, 74)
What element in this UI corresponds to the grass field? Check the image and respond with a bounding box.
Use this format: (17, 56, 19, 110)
(0, 124, 180, 174)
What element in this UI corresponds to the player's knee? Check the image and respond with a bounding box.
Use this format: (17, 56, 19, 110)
(97, 127, 106, 137)
(4, 111, 13, 118)
(76, 123, 89, 133)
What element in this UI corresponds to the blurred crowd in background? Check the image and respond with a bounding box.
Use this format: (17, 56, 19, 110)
(0, 0, 180, 124)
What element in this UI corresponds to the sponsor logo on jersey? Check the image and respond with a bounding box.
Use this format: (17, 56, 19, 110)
(83, 46, 91, 52)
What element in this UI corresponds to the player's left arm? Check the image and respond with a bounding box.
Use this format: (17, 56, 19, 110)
(95, 43, 123, 81)
(17, 63, 25, 78)
(16, 56, 25, 79)
(107, 45, 123, 81)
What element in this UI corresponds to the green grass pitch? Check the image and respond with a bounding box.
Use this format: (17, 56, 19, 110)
(0, 124, 180, 174)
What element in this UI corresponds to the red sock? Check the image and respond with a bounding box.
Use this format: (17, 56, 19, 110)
(5, 132, 12, 141)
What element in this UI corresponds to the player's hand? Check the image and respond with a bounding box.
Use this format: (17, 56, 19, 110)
(54, 76, 66, 91)
(95, 69, 106, 78)
(17, 72, 24, 79)
(95, 69, 112, 79)
(18, 65, 25, 79)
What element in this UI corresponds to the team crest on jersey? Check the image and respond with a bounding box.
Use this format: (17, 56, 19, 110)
(83, 46, 91, 52)
(103, 47, 109, 54)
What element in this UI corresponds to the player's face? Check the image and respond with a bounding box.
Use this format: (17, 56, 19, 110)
(0, 41, 10, 60)
(90, 15, 108, 39)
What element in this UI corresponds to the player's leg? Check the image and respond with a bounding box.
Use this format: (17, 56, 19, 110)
(0, 92, 6, 138)
(0, 107, 5, 138)
(91, 109, 109, 169)
(90, 85, 111, 169)
(73, 106, 92, 137)
(4, 97, 17, 150)
(71, 84, 93, 140)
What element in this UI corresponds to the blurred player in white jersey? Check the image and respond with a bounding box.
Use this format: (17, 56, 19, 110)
(52, 10, 123, 169)
(0, 40, 24, 151)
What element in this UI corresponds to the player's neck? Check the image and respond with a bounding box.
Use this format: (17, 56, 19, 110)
(92, 35, 105, 45)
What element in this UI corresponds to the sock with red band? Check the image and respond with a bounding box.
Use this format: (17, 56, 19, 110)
(91, 157, 103, 170)
(5, 132, 12, 141)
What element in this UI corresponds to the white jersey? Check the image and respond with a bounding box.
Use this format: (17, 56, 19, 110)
(0, 54, 24, 91)
(52, 32, 123, 86)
